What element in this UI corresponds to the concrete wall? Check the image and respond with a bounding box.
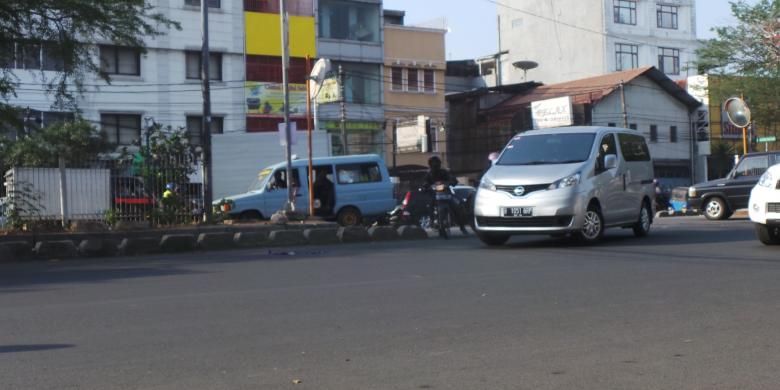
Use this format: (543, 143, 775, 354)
(212, 132, 331, 199)
(498, 0, 607, 84)
(498, 0, 699, 84)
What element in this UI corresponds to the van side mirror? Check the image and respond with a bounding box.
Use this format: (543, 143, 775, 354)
(604, 154, 618, 170)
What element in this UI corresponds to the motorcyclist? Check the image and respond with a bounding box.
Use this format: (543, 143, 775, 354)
(424, 156, 468, 234)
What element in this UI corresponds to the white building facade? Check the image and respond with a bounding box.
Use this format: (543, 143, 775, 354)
(497, 0, 699, 84)
(8, 0, 245, 150)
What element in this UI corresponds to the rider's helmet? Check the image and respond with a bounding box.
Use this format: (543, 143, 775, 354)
(428, 156, 442, 170)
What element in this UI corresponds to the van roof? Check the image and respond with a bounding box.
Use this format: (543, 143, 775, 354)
(265, 154, 385, 170)
(518, 126, 637, 137)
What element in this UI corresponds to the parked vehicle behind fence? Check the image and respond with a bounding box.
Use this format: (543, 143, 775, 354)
(474, 126, 656, 246)
(216, 154, 396, 226)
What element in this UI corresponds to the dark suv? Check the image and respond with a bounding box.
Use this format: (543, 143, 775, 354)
(688, 152, 780, 220)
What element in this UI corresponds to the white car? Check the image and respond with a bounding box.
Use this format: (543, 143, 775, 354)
(748, 163, 780, 245)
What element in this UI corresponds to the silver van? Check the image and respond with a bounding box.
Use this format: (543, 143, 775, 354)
(474, 126, 655, 245)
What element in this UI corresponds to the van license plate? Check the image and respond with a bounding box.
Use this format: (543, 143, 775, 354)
(503, 207, 533, 217)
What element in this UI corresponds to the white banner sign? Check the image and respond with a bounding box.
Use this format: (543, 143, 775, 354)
(278, 121, 298, 146)
(532, 96, 573, 129)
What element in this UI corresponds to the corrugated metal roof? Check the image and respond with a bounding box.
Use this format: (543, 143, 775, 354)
(488, 67, 700, 116)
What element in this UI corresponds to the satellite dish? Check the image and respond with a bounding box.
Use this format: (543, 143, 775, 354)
(512, 60, 538, 81)
(724, 97, 751, 128)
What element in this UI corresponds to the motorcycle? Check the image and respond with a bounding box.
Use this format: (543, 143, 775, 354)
(431, 182, 452, 239)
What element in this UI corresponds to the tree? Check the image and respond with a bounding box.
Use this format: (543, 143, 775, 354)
(697, 0, 779, 77)
(696, 0, 780, 149)
(0, 1, 179, 111)
(0, 119, 109, 167)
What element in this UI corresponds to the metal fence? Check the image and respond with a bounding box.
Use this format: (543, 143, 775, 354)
(1, 156, 204, 231)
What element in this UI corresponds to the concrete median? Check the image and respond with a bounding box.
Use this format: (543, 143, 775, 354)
(368, 226, 400, 241)
(397, 225, 429, 240)
(197, 233, 235, 251)
(268, 230, 308, 246)
(159, 234, 196, 253)
(34, 241, 79, 260)
(118, 237, 160, 256)
(304, 228, 341, 245)
(233, 231, 269, 248)
(338, 227, 371, 243)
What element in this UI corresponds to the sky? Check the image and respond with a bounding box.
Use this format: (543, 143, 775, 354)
(382, 0, 749, 60)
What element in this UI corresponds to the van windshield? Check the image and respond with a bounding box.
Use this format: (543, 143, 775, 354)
(497, 133, 596, 166)
(248, 168, 274, 192)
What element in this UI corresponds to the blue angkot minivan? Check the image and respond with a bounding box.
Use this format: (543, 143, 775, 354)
(216, 154, 395, 226)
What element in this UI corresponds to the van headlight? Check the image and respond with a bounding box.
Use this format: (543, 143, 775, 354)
(548, 173, 580, 190)
(758, 171, 774, 188)
(688, 186, 697, 198)
(479, 177, 497, 192)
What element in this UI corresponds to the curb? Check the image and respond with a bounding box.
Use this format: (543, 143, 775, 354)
(304, 228, 341, 245)
(1, 223, 452, 263)
(338, 227, 371, 243)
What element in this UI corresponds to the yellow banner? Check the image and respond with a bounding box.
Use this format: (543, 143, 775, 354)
(246, 82, 307, 117)
(245, 12, 316, 58)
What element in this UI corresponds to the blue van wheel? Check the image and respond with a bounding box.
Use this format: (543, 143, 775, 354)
(337, 207, 362, 226)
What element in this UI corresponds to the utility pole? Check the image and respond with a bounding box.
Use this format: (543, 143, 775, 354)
(392, 119, 398, 169)
(339, 65, 348, 155)
(280, 0, 294, 212)
(200, 0, 214, 223)
(619, 81, 628, 128)
(496, 15, 502, 86)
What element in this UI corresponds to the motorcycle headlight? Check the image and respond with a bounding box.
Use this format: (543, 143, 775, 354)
(548, 173, 580, 190)
(479, 177, 496, 192)
(758, 171, 774, 188)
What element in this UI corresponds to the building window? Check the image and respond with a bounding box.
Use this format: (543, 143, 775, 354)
(2, 43, 67, 71)
(650, 125, 658, 142)
(608, 123, 616, 127)
(613, 0, 637, 25)
(100, 114, 141, 146)
(99, 45, 140, 76)
(42, 43, 65, 71)
(185, 51, 222, 80)
(615, 43, 638, 71)
(670, 126, 678, 143)
(629, 123, 638, 130)
(391, 67, 403, 91)
(319, 0, 380, 43)
(658, 47, 680, 75)
(423, 69, 435, 93)
(657, 5, 678, 29)
(184, 0, 220, 8)
(335, 61, 380, 104)
(186, 116, 224, 146)
(407, 69, 419, 92)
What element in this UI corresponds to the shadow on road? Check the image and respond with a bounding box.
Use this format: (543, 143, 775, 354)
(0, 264, 209, 291)
(0, 344, 74, 353)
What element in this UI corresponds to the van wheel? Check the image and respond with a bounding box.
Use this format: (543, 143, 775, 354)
(574, 205, 604, 244)
(239, 210, 263, 221)
(477, 232, 510, 246)
(703, 197, 729, 220)
(632, 201, 652, 237)
(756, 224, 780, 245)
(337, 207, 362, 226)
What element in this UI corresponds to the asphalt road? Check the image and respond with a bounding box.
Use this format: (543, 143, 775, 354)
(2, 216, 779, 390)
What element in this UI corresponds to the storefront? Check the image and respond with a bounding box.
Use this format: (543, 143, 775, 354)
(322, 120, 385, 156)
